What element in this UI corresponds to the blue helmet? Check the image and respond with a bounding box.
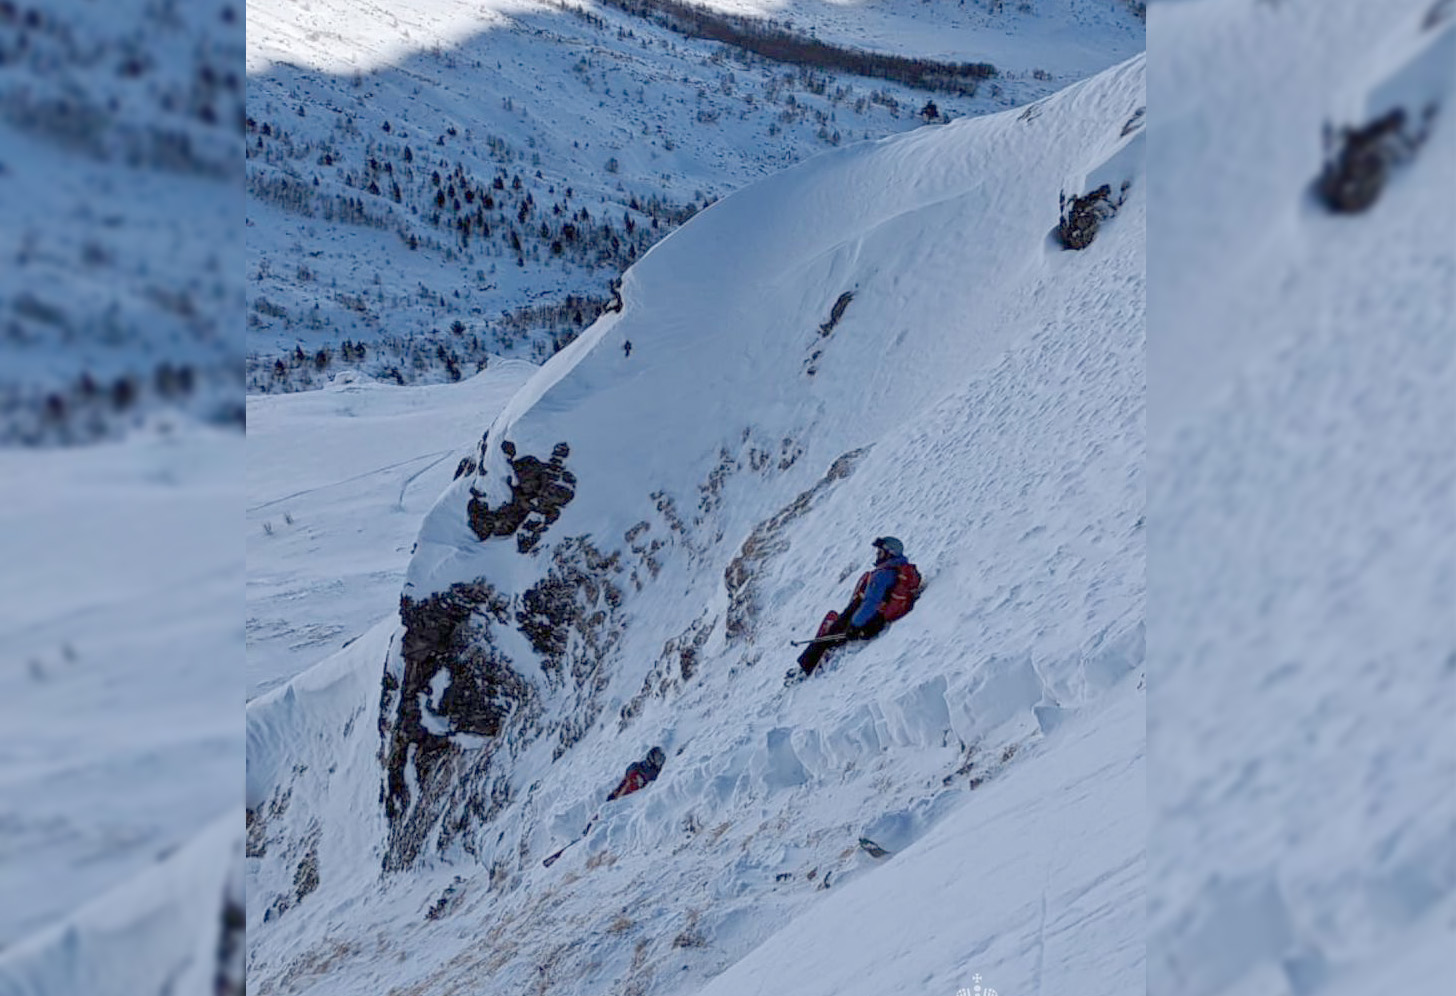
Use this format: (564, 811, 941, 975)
(872, 536, 904, 558)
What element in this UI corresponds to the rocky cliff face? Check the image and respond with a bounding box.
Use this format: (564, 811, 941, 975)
(381, 579, 537, 870)
(379, 431, 641, 870)
(375, 423, 848, 870)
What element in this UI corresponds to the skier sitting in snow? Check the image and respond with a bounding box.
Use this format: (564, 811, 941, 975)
(606, 746, 666, 801)
(795, 536, 921, 677)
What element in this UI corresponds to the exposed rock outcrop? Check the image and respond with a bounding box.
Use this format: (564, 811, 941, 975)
(516, 536, 628, 757)
(620, 611, 717, 729)
(380, 421, 835, 865)
(263, 822, 321, 921)
(380, 529, 632, 868)
(381, 581, 537, 870)
(517, 537, 624, 683)
(1316, 104, 1439, 213)
(467, 440, 576, 552)
(1056, 181, 1130, 250)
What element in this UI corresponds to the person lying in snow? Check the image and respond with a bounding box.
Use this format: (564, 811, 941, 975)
(606, 746, 666, 801)
(795, 536, 922, 677)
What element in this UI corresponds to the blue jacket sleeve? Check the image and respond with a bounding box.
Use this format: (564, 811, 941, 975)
(851, 567, 896, 626)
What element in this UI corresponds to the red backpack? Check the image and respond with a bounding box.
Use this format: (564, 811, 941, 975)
(881, 562, 922, 621)
(855, 562, 922, 622)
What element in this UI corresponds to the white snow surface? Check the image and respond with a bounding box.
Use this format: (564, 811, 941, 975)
(696, 681, 1144, 996)
(246, 360, 537, 698)
(247, 0, 538, 75)
(1148, 1, 1455, 994)
(246, 53, 1145, 996)
(247, 0, 1144, 75)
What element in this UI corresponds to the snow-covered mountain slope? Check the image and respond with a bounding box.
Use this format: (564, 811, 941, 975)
(244, 0, 1143, 390)
(686, 0, 1145, 69)
(1147, 1, 1455, 993)
(0, 0, 244, 444)
(694, 682, 1144, 996)
(0, 430, 242, 972)
(246, 51, 1144, 996)
(246, 0, 1144, 75)
(247, 360, 538, 699)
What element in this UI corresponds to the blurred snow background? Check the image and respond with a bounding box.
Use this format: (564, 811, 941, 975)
(0, 0, 244, 993)
(1147, 0, 1454, 993)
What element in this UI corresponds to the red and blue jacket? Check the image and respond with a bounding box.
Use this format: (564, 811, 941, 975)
(850, 555, 920, 627)
(608, 755, 663, 800)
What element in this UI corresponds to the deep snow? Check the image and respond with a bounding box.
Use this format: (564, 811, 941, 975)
(695, 680, 1144, 996)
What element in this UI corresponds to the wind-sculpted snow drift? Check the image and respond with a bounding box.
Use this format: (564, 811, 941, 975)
(246, 53, 1145, 996)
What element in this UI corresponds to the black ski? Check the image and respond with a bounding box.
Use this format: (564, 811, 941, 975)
(789, 633, 849, 648)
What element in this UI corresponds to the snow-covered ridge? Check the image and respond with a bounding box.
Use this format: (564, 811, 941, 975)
(246, 51, 1144, 996)
(414, 51, 1146, 598)
(244, 0, 1142, 390)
